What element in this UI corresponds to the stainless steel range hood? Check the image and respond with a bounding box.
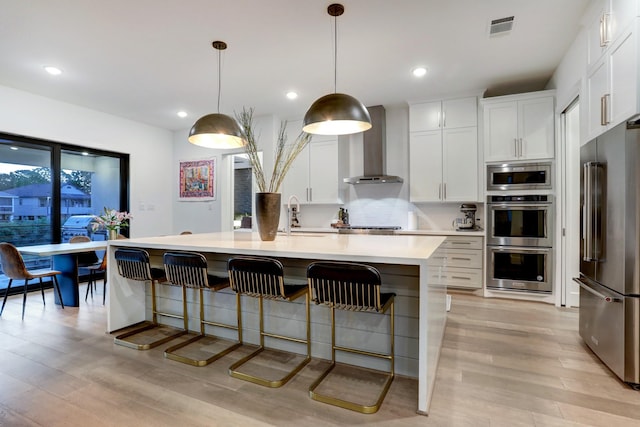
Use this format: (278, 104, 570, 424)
(344, 105, 403, 184)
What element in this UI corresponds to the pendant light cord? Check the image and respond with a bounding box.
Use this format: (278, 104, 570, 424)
(333, 13, 337, 93)
(217, 46, 222, 113)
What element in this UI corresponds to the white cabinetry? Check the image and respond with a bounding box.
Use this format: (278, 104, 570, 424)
(427, 236, 483, 290)
(409, 96, 478, 202)
(482, 92, 555, 162)
(586, 17, 639, 141)
(587, 0, 638, 69)
(283, 136, 342, 204)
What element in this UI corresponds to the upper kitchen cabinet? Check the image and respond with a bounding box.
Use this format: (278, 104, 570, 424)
(482, 91, 555, 162)
(409, 96, 478, 202)
(585, 16, 639, 142)
(409, 97, 477, 132)
(586, 0, 638, 69)
(282, 130, 345, 204)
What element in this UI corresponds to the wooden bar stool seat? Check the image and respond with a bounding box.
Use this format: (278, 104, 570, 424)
(162, 251, 241, 367)
(227, 256, 310, 388)
(306, 261, 395, 414)
(112, 248, 187, 350)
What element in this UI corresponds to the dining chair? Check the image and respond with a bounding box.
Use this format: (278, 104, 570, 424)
(69, 235, 101, 298)
(306, 261, 395, 414)
(85, 255, 107, 304)
(0, 242, 65, 320)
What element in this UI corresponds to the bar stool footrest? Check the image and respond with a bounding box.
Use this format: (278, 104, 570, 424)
(229, 346, 311, 388)
(309, 362, 395, 414)
(114, 321, 187, 350)
(164, 334, 241, 367)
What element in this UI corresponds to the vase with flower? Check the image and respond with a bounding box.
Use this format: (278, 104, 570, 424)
(237, 108, 312, 241)
(92, 207, 132, 240)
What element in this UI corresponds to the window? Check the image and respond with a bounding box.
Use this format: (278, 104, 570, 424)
(0, 132, 129, 294)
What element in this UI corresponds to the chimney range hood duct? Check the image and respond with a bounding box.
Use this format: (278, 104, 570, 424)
(344, 105, 403, 184)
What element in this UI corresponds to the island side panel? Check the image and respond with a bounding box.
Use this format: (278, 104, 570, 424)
(107, 244, 147, 332)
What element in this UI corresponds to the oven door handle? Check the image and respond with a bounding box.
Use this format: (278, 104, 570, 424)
(574, 278, 621, 303)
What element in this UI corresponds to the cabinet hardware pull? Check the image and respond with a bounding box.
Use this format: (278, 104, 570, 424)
(600, 13, 611, 47)
(451, 276, 471, 280)
(442, 111, 446, 128)
(438, 183, 442, 200)
(519, 138, 523, 158)
(451, 257, 472, 261)
(451, 242, 471, 245)
(600, 94, 610, 126)
(309, 187, 312, 202)
(514, 138, 518, 157)
(443, 183, 447, 200)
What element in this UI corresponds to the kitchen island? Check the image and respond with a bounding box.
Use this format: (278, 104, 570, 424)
(106, 231, 445, 414)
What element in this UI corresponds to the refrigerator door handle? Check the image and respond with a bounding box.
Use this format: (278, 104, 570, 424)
(574, 278, 621, 303)
(583, 162, 603, 261)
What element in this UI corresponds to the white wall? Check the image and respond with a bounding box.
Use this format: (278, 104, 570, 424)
(0, 85, 174, 237)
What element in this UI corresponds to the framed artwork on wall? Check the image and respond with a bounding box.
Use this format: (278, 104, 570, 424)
(178, 158, 216, 201)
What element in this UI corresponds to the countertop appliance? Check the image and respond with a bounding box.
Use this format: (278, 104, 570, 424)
(454, 203, 477, 230)
(575, 120, 640, 387)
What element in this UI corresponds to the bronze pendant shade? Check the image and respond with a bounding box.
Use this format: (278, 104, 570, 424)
(188, 41, 246, 149)
(303, 4, 371, 136)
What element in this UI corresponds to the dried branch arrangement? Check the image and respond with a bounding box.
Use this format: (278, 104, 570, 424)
(236, 107, 312, 193)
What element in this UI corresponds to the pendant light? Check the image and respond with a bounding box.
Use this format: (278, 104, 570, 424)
(188, 41, 246, 149)
(303, 4, 372, 136)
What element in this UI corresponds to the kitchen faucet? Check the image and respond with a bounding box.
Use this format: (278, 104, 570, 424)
(287, 195, 300, 235)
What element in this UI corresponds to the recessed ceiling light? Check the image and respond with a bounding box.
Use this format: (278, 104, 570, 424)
(10, 146, 18, 151)
(286, 91, 298, 100)
(44, 66, 62, 75)
(81, 151, 89, 156)
(177, 111, 188, 118)
(412, 67, 428, 78)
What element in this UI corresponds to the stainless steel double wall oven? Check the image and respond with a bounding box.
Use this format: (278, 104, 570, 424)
(486, 162, 554, 293)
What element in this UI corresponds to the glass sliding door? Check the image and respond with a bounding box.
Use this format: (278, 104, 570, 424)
(60, 149, 122, 242)
(0, 139, 54, 291)
(0, 132, 129, 296)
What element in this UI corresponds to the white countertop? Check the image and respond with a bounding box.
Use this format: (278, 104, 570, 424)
(17, 240, 108, 256)
(110, 231, 446, 265)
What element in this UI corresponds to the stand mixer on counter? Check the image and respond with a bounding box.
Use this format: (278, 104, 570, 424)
(453, 203, 479, 231)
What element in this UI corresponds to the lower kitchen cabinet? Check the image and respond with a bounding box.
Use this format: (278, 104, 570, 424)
(427, 236, 483, 290)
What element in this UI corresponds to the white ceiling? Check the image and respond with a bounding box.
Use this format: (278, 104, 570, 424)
(0, 0, 590, 131)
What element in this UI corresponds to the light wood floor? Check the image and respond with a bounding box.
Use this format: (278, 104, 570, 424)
(1, 285, 640, 426)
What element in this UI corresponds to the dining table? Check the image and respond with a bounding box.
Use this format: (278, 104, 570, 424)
(16, 241, 108, 307)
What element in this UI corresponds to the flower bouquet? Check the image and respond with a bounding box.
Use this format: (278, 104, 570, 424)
(92, 207, 132, 239)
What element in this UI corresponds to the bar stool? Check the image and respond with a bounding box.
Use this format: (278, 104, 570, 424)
(306, 261, 395, 414)
(113, 248, 186, 350)
(227, 256, 310, 387)
(163, 251, 241, 367)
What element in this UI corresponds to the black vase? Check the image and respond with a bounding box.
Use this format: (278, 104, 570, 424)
(255, 192, 281, 241)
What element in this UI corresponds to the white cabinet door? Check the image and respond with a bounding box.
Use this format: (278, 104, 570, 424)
(484, 95, 554, 162)
(483, 101, 518, 162)
(308, 139, 340, 203)
(443, 127, 478, 202)
(282, 143, 310, 201)
(587, 0, 610, 68)
(442, 97, 478, 128)
(409, 131, 442, 202)
(609, 25, 637, 127)
(587, 59, 609, 141)
(409, 101, 442, 132)
(611, 0, 637, 42)
(518, 97, 555, 160)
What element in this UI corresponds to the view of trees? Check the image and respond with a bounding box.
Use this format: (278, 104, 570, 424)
(0, 167, 92, 194)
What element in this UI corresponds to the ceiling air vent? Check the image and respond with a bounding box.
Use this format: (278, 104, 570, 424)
(489, 16, 515, 37)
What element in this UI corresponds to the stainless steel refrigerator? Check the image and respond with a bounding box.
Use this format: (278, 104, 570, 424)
(576, 119, 640, 387)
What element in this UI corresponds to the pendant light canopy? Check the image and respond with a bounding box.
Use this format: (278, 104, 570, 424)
(303, 4, 371, 136)
(188, 41, 245, 149)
